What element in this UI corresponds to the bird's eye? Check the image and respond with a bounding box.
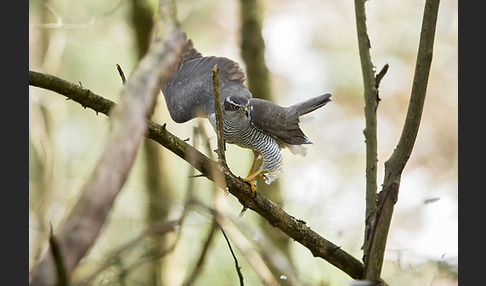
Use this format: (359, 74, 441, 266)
(233, 105, 239, 110)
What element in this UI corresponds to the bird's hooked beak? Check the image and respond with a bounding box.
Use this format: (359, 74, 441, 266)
(244, 106, 250, 118)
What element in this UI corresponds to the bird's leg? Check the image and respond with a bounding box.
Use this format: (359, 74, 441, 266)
(240, 151, 264, 196)
(244, 168, 264, 181)
(246, 151, 259, 178)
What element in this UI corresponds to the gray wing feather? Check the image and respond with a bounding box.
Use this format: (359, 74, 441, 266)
(162, 40, 250, 123)
(250, 99, 310, 145)
(249, 94, 332, 145)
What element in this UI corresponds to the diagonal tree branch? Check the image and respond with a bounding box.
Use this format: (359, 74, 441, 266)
(29, 71, 370, 280)
(28, 29, 187, 286)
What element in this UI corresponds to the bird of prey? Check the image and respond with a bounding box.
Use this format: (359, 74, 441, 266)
(162, 37, 331, 192)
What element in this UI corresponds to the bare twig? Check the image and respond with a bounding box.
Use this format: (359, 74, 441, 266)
(182, 219, 219, 286)
(188, 174, 206, 178)
(112, 156, 203, 284)
(217, 215, 280, 286)
(210, 64, 232, 198)
(190, 196, 296, 286)
(212, 64, 227, 166)
(182, 127, 200, 218)
(76, 219, 180, 286)
(375, 64, 389, 90)
(220, 227, 245, 286)
(116, 64, 126, 85)
(228, 214, 304, 285)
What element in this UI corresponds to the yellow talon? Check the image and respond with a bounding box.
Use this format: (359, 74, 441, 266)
(241, 169, 264, 195)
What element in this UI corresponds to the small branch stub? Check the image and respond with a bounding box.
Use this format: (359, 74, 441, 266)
(116, 64, 126, 85)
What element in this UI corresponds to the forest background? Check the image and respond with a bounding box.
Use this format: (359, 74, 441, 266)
(29, 0, 457, 285)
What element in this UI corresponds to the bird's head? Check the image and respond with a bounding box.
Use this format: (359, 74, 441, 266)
(223, 95, 251, 121)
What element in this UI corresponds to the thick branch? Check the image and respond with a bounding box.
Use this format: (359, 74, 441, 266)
(363, 0, 440, 280)
(29, 72, 367, 280)
(28, 30, 187, 286)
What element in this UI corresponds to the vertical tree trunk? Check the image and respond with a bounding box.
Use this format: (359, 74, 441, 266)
(239, 0, 294, 284)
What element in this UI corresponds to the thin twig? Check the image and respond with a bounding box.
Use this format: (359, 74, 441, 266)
(188, 174, 206, 178)
(375, 64, 389, 89)
(374, 64, 389, 103)
(111, 164, 201, 284)
(212, 64, 227, 166)
(227, 213, 304, 285)
(182, 219, 219, 286)
(217, 215, 280, 286)
(76, 219, 181, 286)
(116, 64, 126, 85)
(183, 127, 199, 208)
(210, 64, 232, 197)
(220, 227, 244, 286)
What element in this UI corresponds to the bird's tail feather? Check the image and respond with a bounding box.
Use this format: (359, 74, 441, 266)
(293, 93, 332, 116)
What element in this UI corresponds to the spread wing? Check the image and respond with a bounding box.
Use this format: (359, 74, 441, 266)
(162, 39, 251, 123)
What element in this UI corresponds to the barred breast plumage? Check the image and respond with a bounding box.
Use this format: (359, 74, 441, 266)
(209, 104, 283, 184)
